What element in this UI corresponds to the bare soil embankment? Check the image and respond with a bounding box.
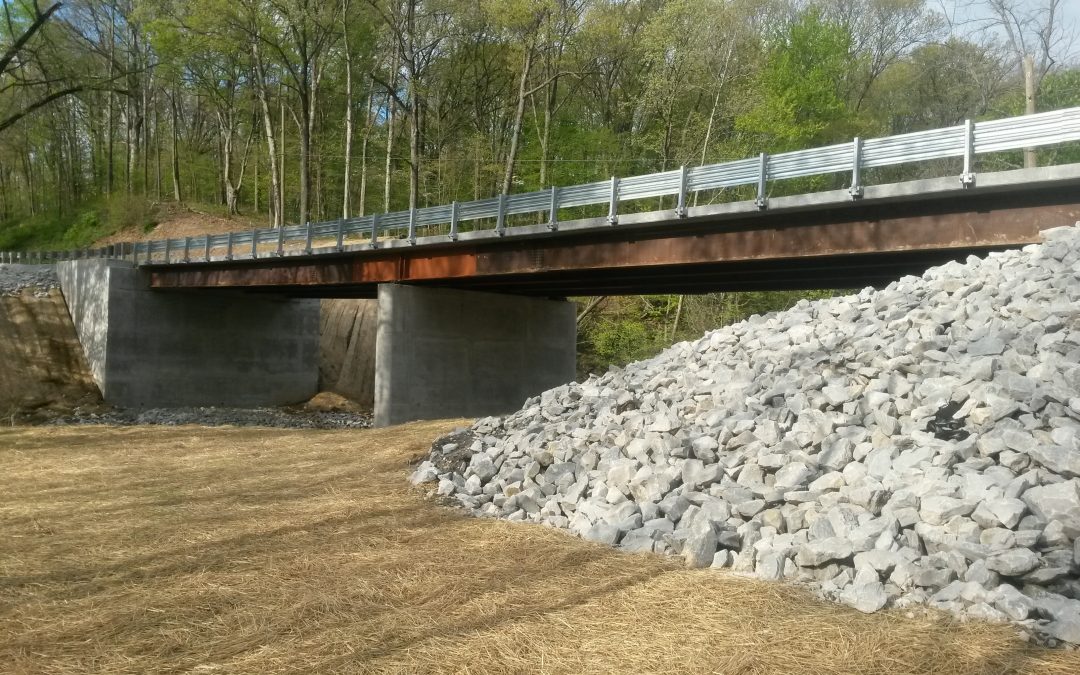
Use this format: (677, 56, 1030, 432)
(1, 422, 1079, 673)
(0, 288, 101, 422)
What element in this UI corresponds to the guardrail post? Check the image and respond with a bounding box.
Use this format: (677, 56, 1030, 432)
(408, 208, 417, 244)
(164, 238, 172, 264)
(183, 237, 192, 263)
(548, 186, 559, 231)
(449, 201, 459, 241)
(961, 119, 976, 188)
(304, 221, 314, 254)
(276, 225, 285, 257)
(755, 152, 769, 210)
(335, 218, 345, 251)
(370, 214, 380, 248)
(607, 176, 619, 225)
(251, 229, 259, 259)
(676, 165, 688, 218)
(204, 236, 212, 262)
(133, 243, 140, 266)
(849, 137, 864, 199)
(496, 194, 507, 236)
(226, 231, 234, 260)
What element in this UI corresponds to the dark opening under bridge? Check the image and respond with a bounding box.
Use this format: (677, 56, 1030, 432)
(11, 106, 1080, 426)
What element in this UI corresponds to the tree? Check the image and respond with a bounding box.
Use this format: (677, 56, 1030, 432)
(736, 8, 857, 150)
(0, 2, 77, 135)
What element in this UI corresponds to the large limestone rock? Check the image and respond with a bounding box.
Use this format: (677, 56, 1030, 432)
(413, 223, 1080, 647)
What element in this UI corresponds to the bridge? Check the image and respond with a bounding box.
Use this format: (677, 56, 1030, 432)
(7, 107, 1080, 426)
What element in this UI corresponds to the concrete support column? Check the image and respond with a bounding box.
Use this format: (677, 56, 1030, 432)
(374, 284, 576, 427)
(57, 260, 319, 408)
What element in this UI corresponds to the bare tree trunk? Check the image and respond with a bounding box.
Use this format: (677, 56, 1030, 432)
(280, 90, 285, 225)
(299, 93, 310, 226)
(170, 90, 181, 201)
(404, 3, 420, 211)
(358, 82, 375, 216)
(106, 17, 115, 195)
(669, 294, 684, 341)
(297, 58, 322, 226)
(341, 0, 354, 218)
(142, 63, 149, 196)
(154, 92, 161, 200)
(234, 123, 255, 202)
(383, 53, 398, 213)
(408, 85, 419, 209)
(502, 47, 533, 195)
(251, 42, 281, 227)
(692, 89, 722, 208)
(219, 110, 239, 213)
(125, 94, 133, 194)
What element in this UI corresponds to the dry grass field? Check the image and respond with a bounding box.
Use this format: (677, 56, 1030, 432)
(2, 422, 1079, 674)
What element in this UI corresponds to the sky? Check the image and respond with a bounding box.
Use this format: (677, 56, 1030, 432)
(942, 0, 1080, 63)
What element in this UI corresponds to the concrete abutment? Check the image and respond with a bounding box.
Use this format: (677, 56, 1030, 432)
(57, 260, 320, 408)
(55, 263, 576, 421)
(374, 284, 577, 427)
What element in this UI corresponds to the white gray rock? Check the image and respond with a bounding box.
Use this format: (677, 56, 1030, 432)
(414, 224, 1080, 647)
(984, 549, 1041, 576)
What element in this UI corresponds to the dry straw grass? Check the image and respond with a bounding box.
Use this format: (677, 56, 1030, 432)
(2, 422, 1078, 674)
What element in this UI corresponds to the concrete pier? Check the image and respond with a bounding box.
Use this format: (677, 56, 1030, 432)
(57, 260, 319, 408)
(374, 284, 576, 427)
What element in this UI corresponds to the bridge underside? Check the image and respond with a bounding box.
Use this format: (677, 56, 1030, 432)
(146, 178, 1080, 298)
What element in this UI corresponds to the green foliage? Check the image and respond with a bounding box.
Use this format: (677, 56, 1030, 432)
(736, 9, 857, 150)
(589, 318, 655, 368)
(0, 197, 158, 251)
(576, 289, 849, 376)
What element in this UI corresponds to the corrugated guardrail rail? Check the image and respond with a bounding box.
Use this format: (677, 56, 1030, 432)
(3, 106, 1080, 266)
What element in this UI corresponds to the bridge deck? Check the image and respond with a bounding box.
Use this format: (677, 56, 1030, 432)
(145, 166, 1080, 297)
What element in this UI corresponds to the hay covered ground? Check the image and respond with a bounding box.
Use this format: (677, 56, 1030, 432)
(2, 422, 1079, 674)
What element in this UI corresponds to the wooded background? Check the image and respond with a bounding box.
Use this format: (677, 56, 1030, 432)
(1, 0, 1078, 373)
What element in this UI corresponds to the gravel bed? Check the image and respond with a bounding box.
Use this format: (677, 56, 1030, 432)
(47, 406, 373, 429)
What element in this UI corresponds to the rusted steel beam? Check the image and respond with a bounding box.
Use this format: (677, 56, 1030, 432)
(147, 187, 1080, 296)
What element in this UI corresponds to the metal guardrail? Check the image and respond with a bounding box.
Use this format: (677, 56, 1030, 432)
(3, 106, 1080, 267)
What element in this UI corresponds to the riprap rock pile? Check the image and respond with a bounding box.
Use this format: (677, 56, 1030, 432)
(413, 224, 1080, 645)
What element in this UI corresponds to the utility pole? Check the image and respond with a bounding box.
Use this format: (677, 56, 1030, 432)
(1023, 54, 1036, 168)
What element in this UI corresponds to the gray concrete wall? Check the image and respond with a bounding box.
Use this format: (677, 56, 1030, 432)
(58, 260, 319, 408)
(375, 284, 576, 427)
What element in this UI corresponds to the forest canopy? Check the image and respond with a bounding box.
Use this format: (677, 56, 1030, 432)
(0, 0, 1077, 373)
(1, 0, 1076, 232)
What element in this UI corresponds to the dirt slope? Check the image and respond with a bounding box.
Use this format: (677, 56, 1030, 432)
(0, 290, 100, 421)
(93, 203, 265, 246)
(319, 299, 377, 407)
